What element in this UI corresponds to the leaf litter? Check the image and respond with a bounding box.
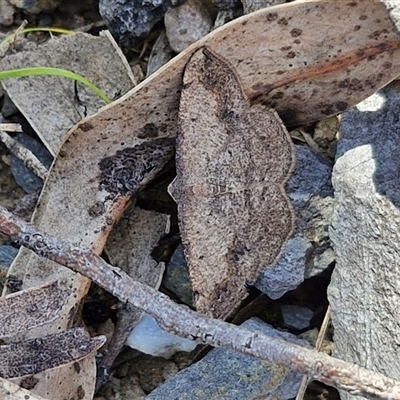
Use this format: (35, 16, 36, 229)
(1, 1, 400, 399)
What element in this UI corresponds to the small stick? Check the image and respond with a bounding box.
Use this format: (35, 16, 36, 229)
(0, 205, 399, 400)
(0, 131, 49, 180)
(295, 306, 332, 400)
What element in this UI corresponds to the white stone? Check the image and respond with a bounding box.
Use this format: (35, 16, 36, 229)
(126, 313, 197, 358)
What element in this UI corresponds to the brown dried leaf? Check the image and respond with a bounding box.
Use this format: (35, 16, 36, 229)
(0, 281, 68, 339)
(0, 328, 105, 379)
(172, 48, 294, 319)
(0, 377, 47, 400)
(0, 32, 135, 155)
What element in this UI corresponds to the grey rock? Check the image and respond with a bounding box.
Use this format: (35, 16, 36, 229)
(256, 145, 334, 298)
(327, 83, 400, 400)
(99, 0, 182, 47)
(256, 237, 310, 299)
(0, 0, 14, 26)
(212, 0, 240, 10)
(1, 93, 18, 118)
(165, 0, 214, 53)
(213, 9, 237, 29)
(8, 0, 61, 13)
(0, 245, 18, 270)
(241, 0, 286, 14)
(146, 30, 175, 77)
(146, 318, 308, 400)
(10, 134, 53, 193)
(281, 304, 313, 331)
(381, 0, 400, 34)
(162, 244, 193, 307)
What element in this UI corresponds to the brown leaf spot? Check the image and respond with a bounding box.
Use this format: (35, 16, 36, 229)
(20, 376, 39, 390)
(88, 201, 105, 217)
(266, 13, 278, 21)
(138, 123, 160, 139)
(290, 28, 303, 37)
(98, 138, 175, 195)
(79, 122, 94, 132)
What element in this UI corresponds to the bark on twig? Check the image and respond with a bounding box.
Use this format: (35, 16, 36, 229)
(0, 205, 399, 400)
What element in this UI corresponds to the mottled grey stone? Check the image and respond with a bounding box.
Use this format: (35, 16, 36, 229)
(99, 0, 183, 47)
(256, 237, 310, 299)
(146, 318, 309, 400)
(8, 0, 61, 13)
(327, 83, 400, 400)
(165, 0, 214, 53)
(0, 245, 18, 270)
(10, 133, 53, 193)
(146, 30, 175, 78)
(381, 0, 400, 34)
(162, 244, 193, 307)
(241, 0, 286, 14)
(281, 304, 313, 331)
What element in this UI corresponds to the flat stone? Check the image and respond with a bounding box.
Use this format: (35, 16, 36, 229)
(146, 318, 309, 399)
(327, 82, 400, 400)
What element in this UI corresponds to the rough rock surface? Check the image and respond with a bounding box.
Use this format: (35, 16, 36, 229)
(328, 82, 400, 400)
(165, 0, 214, 53)
(146, 318, 309, 399)
(99, 0, 183, 47)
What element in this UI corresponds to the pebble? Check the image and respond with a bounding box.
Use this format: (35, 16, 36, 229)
(162, 244, 193, 307)
(241, 0, 287, 14)
(281, 304, 314, 331)
(146, 318, 309, 399)
(146, 30, 175, 77)
(99, 0, 175, 47)
(0, 245, 18, 270)
(165, 0, 214, 53)
(0, 0, 15, 26)
(126, 313, 197, 359)
(8, 0, 61, 13)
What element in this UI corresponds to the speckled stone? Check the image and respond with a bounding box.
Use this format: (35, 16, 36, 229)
(146, 318, 309, 399)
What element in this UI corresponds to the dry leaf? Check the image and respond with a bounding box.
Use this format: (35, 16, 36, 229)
(171, 47, 294, 319)
(4, 1, 400, 397)
(0, 281, 68, 339)
(0, 32, 135, 155)
(0, 328, 105, 379)
(0, 377, 47, 400)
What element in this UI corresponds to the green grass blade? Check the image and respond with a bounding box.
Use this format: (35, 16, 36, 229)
(0, 67, 112, 104)
(0, 27, 74, 47)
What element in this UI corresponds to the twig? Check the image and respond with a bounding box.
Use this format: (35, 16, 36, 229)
(0, 131, 48, 180)
(296, 306, 332, 400)
(0, 205, 399, 400)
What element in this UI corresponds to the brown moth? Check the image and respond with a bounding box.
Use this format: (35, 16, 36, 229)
(172, 47, 295, 319)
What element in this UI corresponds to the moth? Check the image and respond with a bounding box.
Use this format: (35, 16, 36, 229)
(170, 47, 295, 319)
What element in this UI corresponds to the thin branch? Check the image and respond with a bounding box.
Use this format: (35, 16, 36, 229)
(0, 131, 48, 180)
(0, 205, 399, 400)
